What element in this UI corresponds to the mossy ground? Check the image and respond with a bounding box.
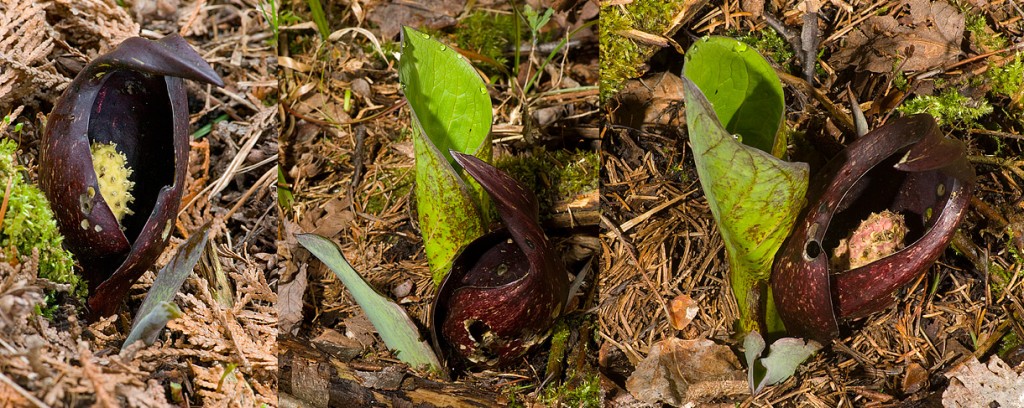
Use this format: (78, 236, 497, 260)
(0, 135, 80, 301)
(496, 148, 599, 218)
(599, 0, 685, 101)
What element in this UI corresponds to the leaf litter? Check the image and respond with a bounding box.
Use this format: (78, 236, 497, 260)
(602, 0, 1024, 406)
(278, 0, 600, 404)
(0, 0, 279, 405)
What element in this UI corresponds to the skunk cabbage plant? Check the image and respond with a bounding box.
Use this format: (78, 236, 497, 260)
(431, 151, 569, 370)
(772, 114, 974, 342)
(40, 34, 224, 318)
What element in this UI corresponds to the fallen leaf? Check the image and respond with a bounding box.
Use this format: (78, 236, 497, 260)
(668, 294, 698, 331)
(943, 355, 1024, 407)
(830, 0, 964, 73)
(277, 263, 307, 335)
(311, 197, 354, 238)
(612, 72, 685, 129)
(366, 0, 460, 40)
(625, 337, 748, 406)
(743, 331, 821, 395)
(903, 362, 928, 394)
(343, 312, 378, 349)
(312, 328, 364, 362)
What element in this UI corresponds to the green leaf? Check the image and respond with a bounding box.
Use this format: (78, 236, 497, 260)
(122, 222, 211, 350)
(398, 26, 492, 283)
(306, 0, 330, 40)
(297, 233, 443, 375)
(683, 36, 786, 157)
(682, 75, 808, 335)
(743, 331, 820, 394)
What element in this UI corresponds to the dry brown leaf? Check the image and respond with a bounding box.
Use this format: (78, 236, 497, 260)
(625, 337, 748, 406)
(612, 72, 685, 129)
(902, 361, 928, 394)
(943, 355, 1024, 407)
(278, 263, 307, 335)
(668, 294, 698, 331)
(365, 0, 461, 40)
(829, 0, 964, 73)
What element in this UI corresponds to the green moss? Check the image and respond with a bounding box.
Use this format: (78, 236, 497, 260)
(0, 139, 81, 300)
(454, 10, 523, 70)
(965, 13, 1007, 51)
(538, 370, 602, 407)
(998, 331, 1022, 359)
(738, 29, 793, 67)
(892, 59, 909, 91)
(600, 1, 683, 101)
(988, 53, 1024, 98)
(495, 149, 599, 218)
(897, 88, 992, 128)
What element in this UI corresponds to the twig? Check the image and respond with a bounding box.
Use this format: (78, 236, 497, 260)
(615, 190, 694, 234)
(968, 128, 1024, 141)
(777, 71, 856, 136)
(224, 165, 276, 222)
(179, 0, 207, 36)
(0, 172, 15, 232)
(351, 125, 367, 188)
(0, 371, 49, 408)
(968, 155, 1024, 180)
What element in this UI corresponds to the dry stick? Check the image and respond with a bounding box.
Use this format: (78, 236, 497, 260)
(941, 42, 1024, 74)
(208, 108, 274, 198)
(969, 128, 1024, 141)
(777, 71, 857, 137)
(972, 317, 1013, 359)
(283, 99, 407, 128)
(0, 173, 15, 231)
(968, 155, 1024, 180)
(351, 125, 367, 188)
(224, 165, 276, 221)
(615, 190, 694, 234)
(179, 0, 207, 36)
(0, 371, 48, 408)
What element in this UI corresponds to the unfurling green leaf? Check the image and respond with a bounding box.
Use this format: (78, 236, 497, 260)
(682, 66, 807, 335)
(398, 25, 493, 284)
(297, 233, 443, 375)
(683, 36, 787, 157)
(123, 222, 211, 350)
(744, 331, 820, 395)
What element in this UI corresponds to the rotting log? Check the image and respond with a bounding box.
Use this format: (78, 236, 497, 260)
(279, 336, 501, 408)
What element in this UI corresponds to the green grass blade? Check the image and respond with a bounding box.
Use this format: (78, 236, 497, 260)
(306, 0, 330, 40)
